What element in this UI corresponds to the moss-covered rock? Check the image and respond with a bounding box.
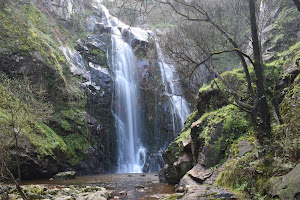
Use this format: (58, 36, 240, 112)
(53, 171, 76, 180)
(159, 104, 252, 184)
(269, 163, 300, 199)
(196, 88, 228, 116)
(0, 0, 115, 179)
(158, 139, 194, 183)
(190, 105, 252, 168)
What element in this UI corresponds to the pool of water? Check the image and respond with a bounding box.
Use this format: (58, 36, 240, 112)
(22, 173, 174, 200)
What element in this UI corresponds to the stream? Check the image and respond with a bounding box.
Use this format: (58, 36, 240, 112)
(22, 173, 174, 200)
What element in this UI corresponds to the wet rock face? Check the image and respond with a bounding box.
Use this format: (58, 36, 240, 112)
(43, 0, 74, 21)
(0, 54, 56, 86)
(20, 150, 68, 180)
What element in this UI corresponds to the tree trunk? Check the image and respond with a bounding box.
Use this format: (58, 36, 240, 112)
(249, 0, 271, 143)
(6, 167, 28, 200)
(293, 0, 300, 11)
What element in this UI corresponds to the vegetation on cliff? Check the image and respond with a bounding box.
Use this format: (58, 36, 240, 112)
(0, 0, 111, 186)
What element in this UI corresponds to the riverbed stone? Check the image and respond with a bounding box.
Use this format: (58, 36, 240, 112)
(8, 185, 109, 200)
(53, 171, 76, 180)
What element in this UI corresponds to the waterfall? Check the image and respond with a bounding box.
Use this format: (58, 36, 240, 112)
(99, 4, 190, 173)
(101, 5, 146, 173)
(156, 44, 190, 135)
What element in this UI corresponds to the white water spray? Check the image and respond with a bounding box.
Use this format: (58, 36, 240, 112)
(100, 5, 146, 173)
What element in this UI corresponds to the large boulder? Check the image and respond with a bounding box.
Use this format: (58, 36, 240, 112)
(187, 164, 212, 183)
(158, 153, 193, 184)
(53, 171, 76, 180)
(269, 163, 300, 200)
(158, 140, 194, 184)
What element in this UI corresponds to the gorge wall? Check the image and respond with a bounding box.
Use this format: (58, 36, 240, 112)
(0, 0, 202, 178)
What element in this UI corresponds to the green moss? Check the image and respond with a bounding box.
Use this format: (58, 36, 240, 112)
(199, 83, 212, 93)
(198, 67, 255, 104)
(63, 134, 90, 166)
(26, 123, 67, 159)
(268, 41, 300, 71)
(176, 129, 191, 142)
(56, 108, 88, 130)
(183, 110, 200, 131)
(20, 4, 48, 33)
(197, 105, 252, 146)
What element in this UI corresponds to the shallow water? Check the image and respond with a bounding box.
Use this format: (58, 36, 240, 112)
(22, 173, 174, 200)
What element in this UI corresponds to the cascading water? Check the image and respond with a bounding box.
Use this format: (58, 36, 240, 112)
(99, 4, 190, 173)
(101, 5, 146, 173)
(156, 44, 190, 135)
(144, 44, 191, 172)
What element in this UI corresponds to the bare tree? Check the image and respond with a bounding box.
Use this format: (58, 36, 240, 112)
(151, 0, 273, 143)
(0, 76, 53, 200)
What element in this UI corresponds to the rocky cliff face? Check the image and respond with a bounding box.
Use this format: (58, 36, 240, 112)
(0, 0, 194, 178)
(0, 0, 116, 178)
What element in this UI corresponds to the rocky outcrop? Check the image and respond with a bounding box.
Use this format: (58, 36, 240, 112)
(259, 0, 300, 62)
(42, 0, 74, 21)
(172, 139, 254, 199)
(269, 163, 300, 200)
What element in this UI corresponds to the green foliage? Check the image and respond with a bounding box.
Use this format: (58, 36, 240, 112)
(63, 134, 90, 166)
